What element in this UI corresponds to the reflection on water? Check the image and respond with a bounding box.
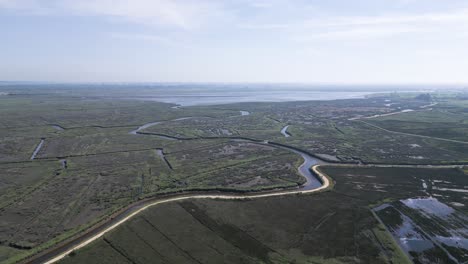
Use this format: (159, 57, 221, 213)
(436, 235, 468, 250)
(287, 148, 322, 190)
(375, 197, 468, 263)
(402, 197, 455, 217)
(395, 212, 435, 252)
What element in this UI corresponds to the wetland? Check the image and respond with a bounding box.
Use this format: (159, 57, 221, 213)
(0, 85, 467, 264)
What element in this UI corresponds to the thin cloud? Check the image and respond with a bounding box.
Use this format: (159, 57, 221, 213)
(2, 1, 468, 41)
(0, 0, 227, 30)
(248, 1, 273, 9)
(110, 32, 172, 43)
(295, 26, 428, 41)
(62, 0, 207, 29)
(241, 8, 468, 29)
(239, 8, 468, 41)
(0, 0, 54, 15)
(238, 23, 290, 30)
(306, 9, 468, 28)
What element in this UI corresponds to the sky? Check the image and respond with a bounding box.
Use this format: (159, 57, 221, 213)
(1, 0, 468, 84)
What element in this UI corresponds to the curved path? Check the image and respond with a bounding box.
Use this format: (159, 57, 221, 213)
(39, 166, 330, 264)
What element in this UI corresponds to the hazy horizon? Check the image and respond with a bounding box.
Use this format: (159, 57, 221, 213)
(0, 81, 467, 87)
(1, 81, 461, 106)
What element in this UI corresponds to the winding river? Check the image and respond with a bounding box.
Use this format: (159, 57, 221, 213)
(27, 110, 326, 264)
(22, 103, 466, 264)
(290, 148, 322, 189)
(128, 112, 323, 189)
(129, 117, 196, 135)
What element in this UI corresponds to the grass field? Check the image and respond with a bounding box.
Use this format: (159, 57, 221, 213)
(1, 89, 467, 263)
(366, 106, 468, 142)
(60, 166, 468, 264)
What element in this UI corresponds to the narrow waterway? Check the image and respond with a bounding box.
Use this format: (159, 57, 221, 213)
(30, 139, 45, 160)
(155, 149, 173, 170)
(129, 117, 198, 135)
(130, 111, 324, 191)
(129, 121, 162, 135)
(59, 159, 67, 169)
(51, 125, 65, 131)
(281, 125, 291, 137)
(266, 143, 322, 190)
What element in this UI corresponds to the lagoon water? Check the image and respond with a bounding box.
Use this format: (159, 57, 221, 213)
(1, 83, 434, 106)
(117, 84, 434, 106)
(127, 90, 373, 106)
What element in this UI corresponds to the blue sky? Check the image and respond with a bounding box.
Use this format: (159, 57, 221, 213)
(1, 0, 468, 84)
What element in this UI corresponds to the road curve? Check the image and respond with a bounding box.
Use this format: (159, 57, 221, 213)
(36, 166, 330, 264)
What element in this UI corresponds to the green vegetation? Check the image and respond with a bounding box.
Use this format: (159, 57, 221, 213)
(367, 107, 468, 142)
(1, 88, 467, 263)
(143, 95, 468, 164)
(0, 141, 302, 257)
(61, 167, 467, 264)
(371, 223, 412, 264)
